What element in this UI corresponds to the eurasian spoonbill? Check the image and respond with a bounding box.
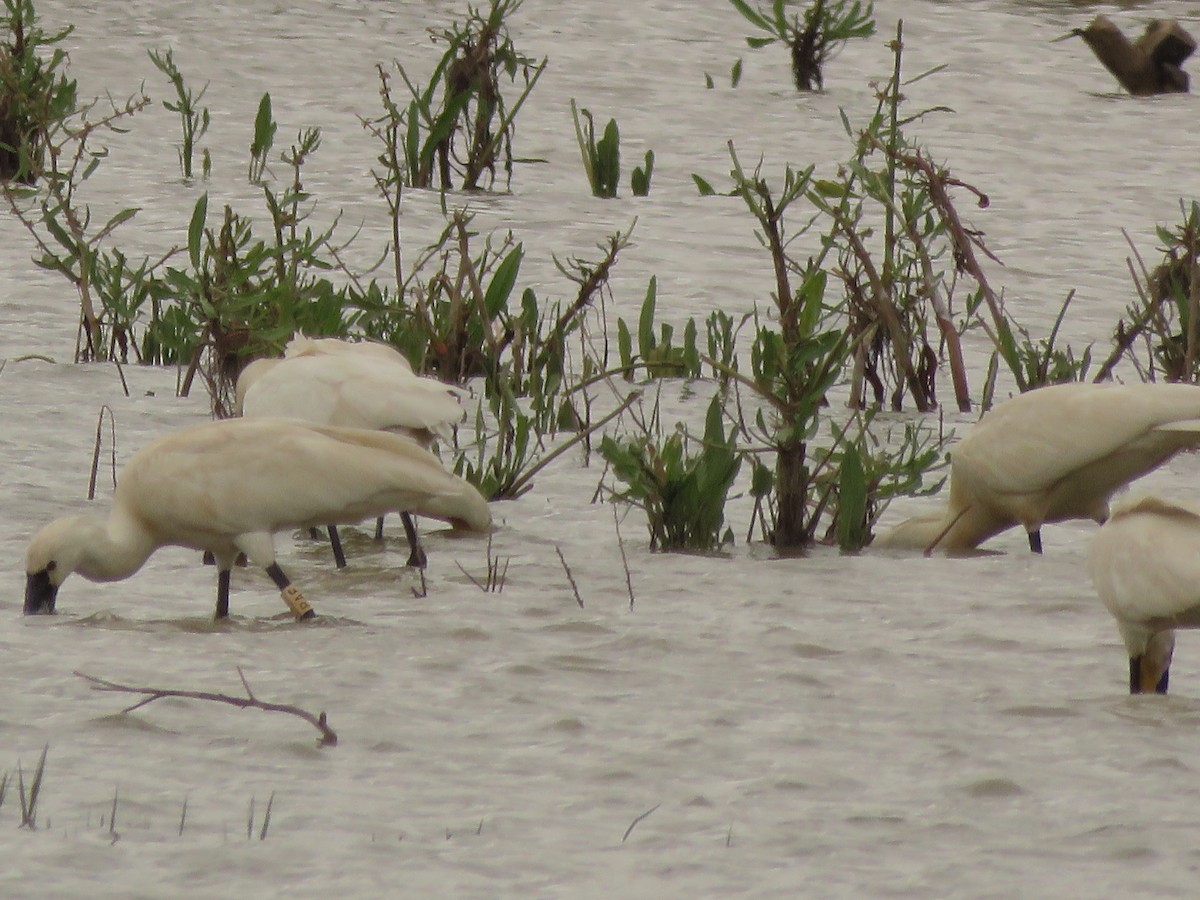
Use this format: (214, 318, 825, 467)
(24, 418, 491, 620)
(878, 382, 1200, 553)
(1088, 495, 1200, 694)
(236, 336, 466, 567)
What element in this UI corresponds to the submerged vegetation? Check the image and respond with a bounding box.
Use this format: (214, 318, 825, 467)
(729, 0, 877, 90)
(3, 0, 1197, 561)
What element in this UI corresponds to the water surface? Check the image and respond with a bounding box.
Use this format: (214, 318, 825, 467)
(4, 1, 1200, 896)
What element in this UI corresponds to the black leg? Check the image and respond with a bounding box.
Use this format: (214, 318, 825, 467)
(327, 525, 348, 569)
(401, 512, 427, 569)
(374, 516, 385, 541)
(266, 563, 315, 621)
(216, 569, 231, 619)
(1028, 529, 1043, 554)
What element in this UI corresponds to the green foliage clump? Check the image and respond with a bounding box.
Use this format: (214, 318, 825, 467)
(729, 0, 875, 91)
(602, 396, 741, 552)
(0, 0, 76, 183)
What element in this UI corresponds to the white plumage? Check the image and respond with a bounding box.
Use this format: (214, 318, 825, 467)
(878, 382, 1200, 553)
(236, 336, 467, 566)
(24, 418, 491, 620)
(1089, 495, 1200, 694)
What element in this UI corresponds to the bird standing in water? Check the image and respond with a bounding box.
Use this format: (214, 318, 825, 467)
(237, 335, 468, 568)
(24, 418, 491, 620)
(878, 382, 1200, 554)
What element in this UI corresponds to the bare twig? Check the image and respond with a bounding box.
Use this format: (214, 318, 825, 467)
(555, 546, 584, 608)
(622, 803, 661, 843)
(74, 670, 338, 746)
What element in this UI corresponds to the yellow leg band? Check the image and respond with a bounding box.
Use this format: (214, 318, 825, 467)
(280, 584, 314, 620)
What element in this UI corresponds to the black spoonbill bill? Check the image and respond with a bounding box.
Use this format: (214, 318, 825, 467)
(24, 418, 491, 620)
(236, 335, 467, 568)
(877, 382, 1200, 554)
(1089, 496, 1200, 694)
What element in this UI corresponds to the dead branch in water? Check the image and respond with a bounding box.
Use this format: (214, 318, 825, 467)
(74, 668, 338, 746)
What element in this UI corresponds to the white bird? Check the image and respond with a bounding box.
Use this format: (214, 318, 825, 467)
(1089, 495, 1200, 694)
(878, 382, 1200, 553)
(24, 418, 491, 620)
(236, 336, 467, 568)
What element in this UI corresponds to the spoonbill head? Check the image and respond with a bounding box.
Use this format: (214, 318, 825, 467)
(878, 382, 1200, 554)
(25, 418, 491, 619)
(1089, 496, 1200, 694)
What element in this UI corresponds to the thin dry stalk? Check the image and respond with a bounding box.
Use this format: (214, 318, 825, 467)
(17, 745, 48, 829)
(259, 791, 275, 840)
(179, 795, 188, 836)
(88, 405, 117, 500)
(621, 802, 660, 843)
(109, 787, 119, 840)
(455, 532, 510, 592)
(612, 505, 635, 610)
(74, 669, 338, 746)
(555, 545, 584, 608)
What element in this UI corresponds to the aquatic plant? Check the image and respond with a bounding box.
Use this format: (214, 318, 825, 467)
(728, 0, 875, 91)
(615, 277, 701, 379)
(1098, 200, 1200, 384)
(601, 394, 741, 552)
(0, 0, 76, 183)
(148, 47, 211, 180)
(367, 0, 546, 192)
(1, 83, 154, 364)
(570, 99, 620, 198)
(150, 127, 361, 416)
(569, 100, 654, 198)
(247, 92, 277, 184)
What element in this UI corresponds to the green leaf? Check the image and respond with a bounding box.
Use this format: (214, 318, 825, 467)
(483, 244, 523, 318)
(692, 174, 717, 196)
(617, 318, 633, 372)
(837, 444, 869, 551)
(631, 149, 654, 196)
(728, 0, 775, 34)
(250, 92, 276, 157)
(638, 276, 658, 358)
(596, 118, 620, 197)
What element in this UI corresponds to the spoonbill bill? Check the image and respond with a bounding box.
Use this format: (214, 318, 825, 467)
(1088, 495, 1200, 694)
(24, 418, 491, 620)
(236, 336, 467, 568)
(877, 382, 1200, 554)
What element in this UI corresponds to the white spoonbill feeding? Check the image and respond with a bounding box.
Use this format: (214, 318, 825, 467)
(877, 382, 1200, 553)
(24, 418, 491, 620)
(1088, 495, 1200, 694)
(236, 335, 467, 568)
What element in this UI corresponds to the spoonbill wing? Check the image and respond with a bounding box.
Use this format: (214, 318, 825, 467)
(118, 419, 490, 544)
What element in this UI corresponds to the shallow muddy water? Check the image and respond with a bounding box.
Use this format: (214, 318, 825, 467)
(4, 1, 1200, 897)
